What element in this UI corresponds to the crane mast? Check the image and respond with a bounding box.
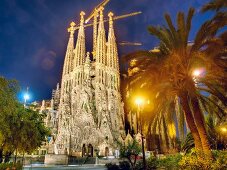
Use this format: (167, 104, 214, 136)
(85, 0, 110, 58)
(70, 0, 142, 54)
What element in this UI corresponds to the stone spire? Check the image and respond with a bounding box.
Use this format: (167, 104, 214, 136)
(74, 11, 86, 67)
(106, 12, 120, 90)
(107, 12, 119, 70)
(95, 7, 107, 85)
(62, 22, 76, 75)
(95, 7, 106, 65)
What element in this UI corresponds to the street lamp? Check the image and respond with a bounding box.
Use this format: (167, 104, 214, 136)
(135, 97, 146, 170)
(23, 87, 30, 107)
(192, 69, 202, 77)
(221, 127, 227, 133)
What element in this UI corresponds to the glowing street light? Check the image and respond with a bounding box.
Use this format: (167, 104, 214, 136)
(221, 127, 227, 133)
(135, 96, 146, 170)
(24, 93, 30, 101)
(135, 97, 144, 106)
(23, 87, 30, 107)
(193, 69, 202, 77)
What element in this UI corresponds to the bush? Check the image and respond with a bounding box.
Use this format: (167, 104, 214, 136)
(119, 161, 131, 170)
(0, 162, 22, 170)
(135, 156, 158, 170)
(105, 163, 120, 170)
(157, 154, 182, 169)
(179, 149, 227, 170)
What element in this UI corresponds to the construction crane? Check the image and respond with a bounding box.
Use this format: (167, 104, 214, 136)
(81, 11, 142, 29)
(85, 0, 110, 55)
(85, 0, 110, 23)
(71, 0, 142, 53)
(72, 11, 142, 51)
(119, 41, 142, 46)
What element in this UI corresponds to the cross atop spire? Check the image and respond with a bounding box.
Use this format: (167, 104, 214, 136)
(68, 22, 76, 37)
(99, 7, 104, 21)
(80, 11, 85, 25)
(108, 12, 114, 28)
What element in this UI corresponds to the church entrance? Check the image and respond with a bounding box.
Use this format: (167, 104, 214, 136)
(105, 147, 109, 157)
(82, 144, 86, 157)
(88, 144, 93, 157)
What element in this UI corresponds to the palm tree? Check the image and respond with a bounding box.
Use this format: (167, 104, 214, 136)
(124, 7, 227, 157)
(201, 0, 227, 12)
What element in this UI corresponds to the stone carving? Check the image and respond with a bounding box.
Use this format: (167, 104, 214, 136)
(46, 9, 125, 156)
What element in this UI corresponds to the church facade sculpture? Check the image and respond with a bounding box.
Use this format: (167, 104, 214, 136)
(48, 8, 125, 156)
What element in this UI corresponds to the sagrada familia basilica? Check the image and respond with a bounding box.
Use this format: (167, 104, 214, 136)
(43, 7, 126, 157)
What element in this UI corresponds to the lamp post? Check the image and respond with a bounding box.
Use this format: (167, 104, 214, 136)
(135, 97, 146, 170)
(23, 87, 30, 108)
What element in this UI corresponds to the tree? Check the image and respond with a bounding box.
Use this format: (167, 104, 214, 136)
(119, 138, 141, 170)
(0, 76, 19, 163)
(0, 76, 50, 162)
(124, 5, 227, 158)
(201, 0, 227, 12)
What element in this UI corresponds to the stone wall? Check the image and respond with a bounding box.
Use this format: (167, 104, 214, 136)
(44, 154, 68, 165)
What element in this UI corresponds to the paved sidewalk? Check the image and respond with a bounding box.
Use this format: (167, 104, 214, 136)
(23, 164, 107, 170)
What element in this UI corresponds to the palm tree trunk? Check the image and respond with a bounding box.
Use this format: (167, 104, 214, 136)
(191, 97, 212, 156)
(179, 93, 203, 150)
(175, 96, 185, 141)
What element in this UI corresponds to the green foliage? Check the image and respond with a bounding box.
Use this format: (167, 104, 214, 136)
(179, 149, 227, 170)
(135, 156, 158, 170)
(119, 138, 142, 169)
(0, 162, 22, 170)
(105, 163, 120, 170)
(124, 0, 227, 154)
(157, 154, 182, 169)
(120, 139, 141, 159)
(105, 161, 130, 170)
(135, 154, 182, 170)
(181, 133, 195, 153)
(0, 76, 50, 162)
(119, 161, 131, 170)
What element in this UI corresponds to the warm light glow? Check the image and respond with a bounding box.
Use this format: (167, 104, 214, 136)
(135, 97, 144, 106)
(193, 69, 202, 77)
(221, 127, 227, 133)
(168, 123, 176, 139)
(24, 94, 30, 100)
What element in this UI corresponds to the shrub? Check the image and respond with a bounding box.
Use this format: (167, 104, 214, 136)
(105, 163, 120, 170)
(119, 161, 131, 170)
(157, 154, 182, 169)
(0, 162, 22, 170)
(179, 149, 227, 170)
(135, 156, 158, 170)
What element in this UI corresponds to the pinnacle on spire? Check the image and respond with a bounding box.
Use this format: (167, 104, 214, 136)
(108, 12, 114, 28)
(80, 11, 85, 25)
(99, 7, 104, 21)
(68, 22, 76, 37)
(74, 11, 86, 67)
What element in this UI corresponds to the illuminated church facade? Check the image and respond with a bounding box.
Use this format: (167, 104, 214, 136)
(47, 7, 125, 156)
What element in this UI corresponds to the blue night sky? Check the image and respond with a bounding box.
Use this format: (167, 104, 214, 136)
(0, 0, 213, 101)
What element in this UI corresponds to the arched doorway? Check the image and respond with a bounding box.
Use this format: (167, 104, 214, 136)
(105, 147, 109, 157)
(82, 144, 86, 157)
(88, 144, 93, 157)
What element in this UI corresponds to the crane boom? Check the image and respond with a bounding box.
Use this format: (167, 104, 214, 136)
(119, 42, 142, 46)
(74, 11, 142, 30)
(85, 0, 110, 23)
(113, 11, 142, 20)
